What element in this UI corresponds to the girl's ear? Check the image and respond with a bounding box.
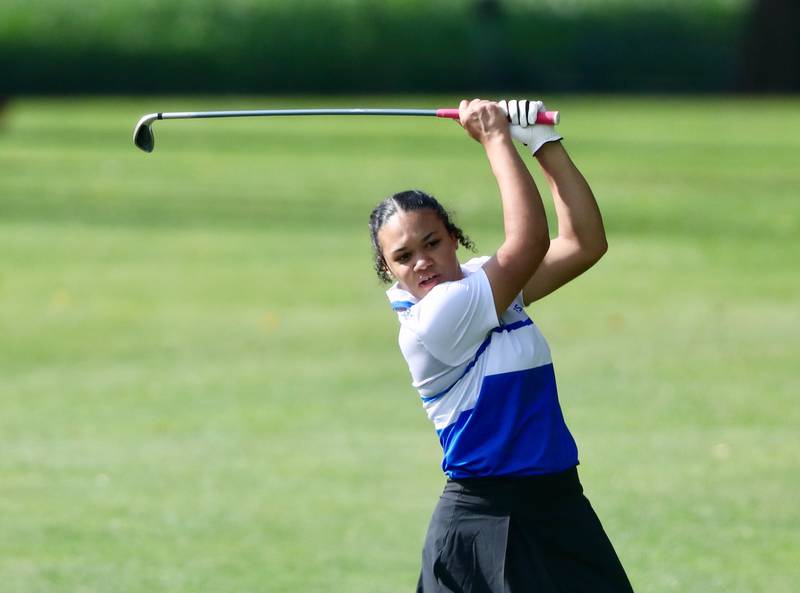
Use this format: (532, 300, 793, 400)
(380, 257, 393, 278)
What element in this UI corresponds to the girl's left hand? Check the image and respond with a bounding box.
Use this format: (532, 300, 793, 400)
(498, 99, 563, 155)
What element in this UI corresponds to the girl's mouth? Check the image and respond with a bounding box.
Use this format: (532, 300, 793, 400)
(419, 274, 440, 289)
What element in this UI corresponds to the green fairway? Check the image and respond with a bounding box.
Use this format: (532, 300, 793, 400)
(1, 96, 798, 593)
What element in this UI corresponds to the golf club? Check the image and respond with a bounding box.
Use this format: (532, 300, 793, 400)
(132, 107, 560, 153)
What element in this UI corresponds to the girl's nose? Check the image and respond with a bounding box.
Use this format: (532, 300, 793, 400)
(414, 255, 432, 271)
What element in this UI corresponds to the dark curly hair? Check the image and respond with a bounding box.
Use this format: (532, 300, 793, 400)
(368, 190, 475, 283)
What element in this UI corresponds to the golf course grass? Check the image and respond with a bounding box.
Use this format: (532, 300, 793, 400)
(1, 96, 798, 592)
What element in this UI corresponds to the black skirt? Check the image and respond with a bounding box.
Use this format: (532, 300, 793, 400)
(416, 467, 634, 593)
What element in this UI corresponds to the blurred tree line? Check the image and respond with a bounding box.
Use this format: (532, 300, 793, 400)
(0, 0, 796, 94)
(741, 0, 799, 91)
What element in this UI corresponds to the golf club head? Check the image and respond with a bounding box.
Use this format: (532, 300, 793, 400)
(133, 113, 159, 153)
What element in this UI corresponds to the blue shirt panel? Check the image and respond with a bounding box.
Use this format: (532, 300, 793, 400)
(437, 363, 579, 478)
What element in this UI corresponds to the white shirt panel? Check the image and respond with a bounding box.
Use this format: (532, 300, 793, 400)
(484, 293, 553, 377)
(389, 257, 498, 397)
(402, 264, 498, 367)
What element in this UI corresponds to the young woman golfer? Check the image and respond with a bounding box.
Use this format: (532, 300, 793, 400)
(369, 99, 635, 593)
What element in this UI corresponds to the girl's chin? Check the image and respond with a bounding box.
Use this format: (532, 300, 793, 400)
(400, 284, 430, 301)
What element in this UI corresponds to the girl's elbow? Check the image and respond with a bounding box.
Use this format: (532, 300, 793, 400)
(574, 234, 607, 267)
(598, 235, 609, 257)
(588, 236, 608, 264)
(535, 231, 551, 264)
(539, 230, 552, 253)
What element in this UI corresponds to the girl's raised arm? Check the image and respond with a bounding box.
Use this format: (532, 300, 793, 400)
(521, 141, 607, 305)
(458, 99, 550, 317)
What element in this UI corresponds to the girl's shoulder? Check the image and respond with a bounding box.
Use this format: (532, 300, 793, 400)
(461, 255, 491, 274)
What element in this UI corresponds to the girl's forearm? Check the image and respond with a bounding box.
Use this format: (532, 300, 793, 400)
(535, 142, 607, 253)
(485, 135, 550, 257)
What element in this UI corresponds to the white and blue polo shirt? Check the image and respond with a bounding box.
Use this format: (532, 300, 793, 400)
(387, 256, 578, 479)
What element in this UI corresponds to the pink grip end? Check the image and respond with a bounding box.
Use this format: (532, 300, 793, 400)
(435, 108, 461, 119)
(538, 110, 560, 125)
(436, 108, 560, 125)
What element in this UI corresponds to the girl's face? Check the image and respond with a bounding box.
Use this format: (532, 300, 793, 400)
(377, 208, 462, 300)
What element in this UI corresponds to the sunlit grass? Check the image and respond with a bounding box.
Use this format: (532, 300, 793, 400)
(1, 96, 798, 593)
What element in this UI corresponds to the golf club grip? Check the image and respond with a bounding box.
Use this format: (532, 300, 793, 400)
(436, 108, 560, 125)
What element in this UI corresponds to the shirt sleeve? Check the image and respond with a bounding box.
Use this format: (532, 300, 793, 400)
(402, 266, 499, 367)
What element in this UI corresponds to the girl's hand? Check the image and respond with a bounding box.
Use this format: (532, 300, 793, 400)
(498, 99, 563, 155)
(456, 100, 550, 317)
(458, 99, 511, 146)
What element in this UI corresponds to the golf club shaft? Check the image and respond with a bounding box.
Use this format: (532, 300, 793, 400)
(133, 106, 561, 152)
(154, 108, 560, 125)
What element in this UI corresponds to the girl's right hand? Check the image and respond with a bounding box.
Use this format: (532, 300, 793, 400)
(458, 99, 511, 146)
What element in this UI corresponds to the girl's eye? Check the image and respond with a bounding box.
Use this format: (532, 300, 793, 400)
(396, 253, 410, 263)
(427, 239, 440, 248)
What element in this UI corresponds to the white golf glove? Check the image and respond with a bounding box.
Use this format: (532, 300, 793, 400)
(498, 99, 562, 155)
